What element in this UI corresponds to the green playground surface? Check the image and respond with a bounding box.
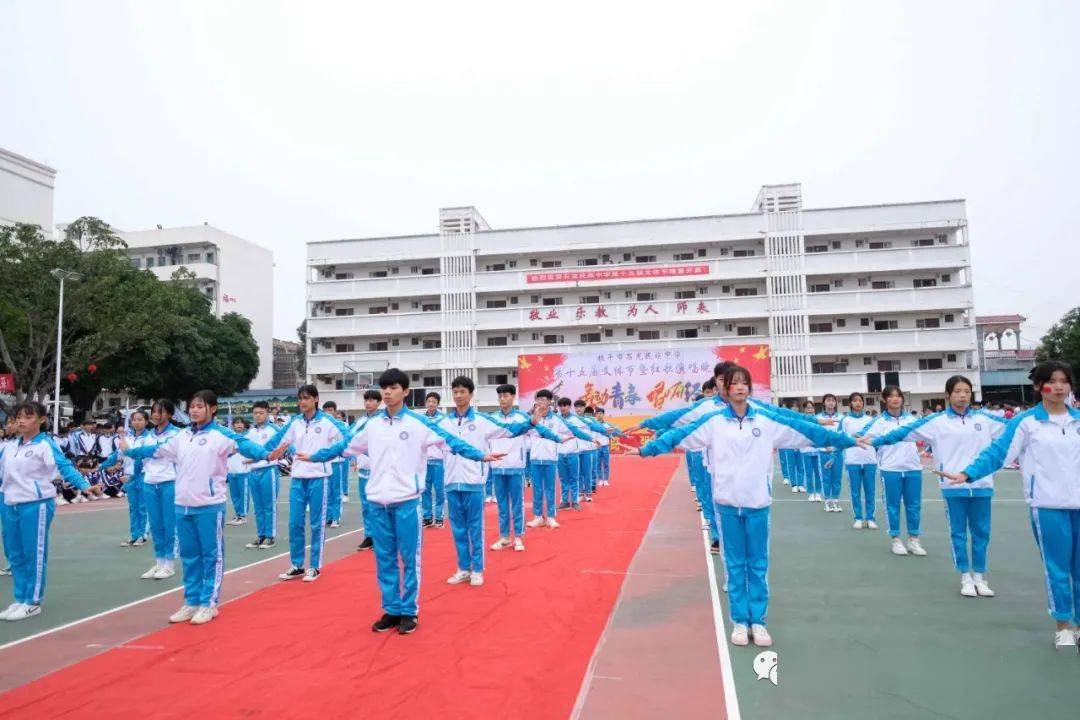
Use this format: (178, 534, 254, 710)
(0, 481, 361, 647)
(717, 468, 1077, 720)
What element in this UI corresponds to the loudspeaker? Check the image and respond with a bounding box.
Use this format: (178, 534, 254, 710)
(884, 371, 900, 388)
(866, 372, 882, 392)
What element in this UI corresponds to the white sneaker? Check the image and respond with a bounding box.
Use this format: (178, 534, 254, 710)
(341, 495, 350, 503)
(469, 572, 484, 587)
(169, 605, 198, 623)
(1054, 628, 1077, 650)
(791, 485, 800, 493)
(302, 568, 320, 582)
(0, 603, 23, 621)
(226, 517, 245, 526)
(447, 570, 471, 585)
(546, 517, 560, 529)
(798, 486, 807, 493)
(513, 537, 525, 552)
(485, 496, 496, 504)
(490, 537, 511, 551)
(822, 500, 831, 512)
(907, 538, 927, 556)
(960, 573, 977, 598)
(328, 520, 341, 529)
(730, 623, 750, 646)
(153, 564, 175, 580)
(853, 520, 864, 530)
(141, 564, 161, 579)
(891, 538, 909, 556)
(527, 517, 546, 528)
(190, 606, 219, 625)
(5, 604, 41, 621)
(866, 520, 878, 530)
(56, 498, 68, 505)
(973, 574, 995, 597)
(751, 624, 773, 647)
(782, 478, 790, 485)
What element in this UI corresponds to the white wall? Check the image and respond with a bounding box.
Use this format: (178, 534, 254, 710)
(0, 147, 55, 231)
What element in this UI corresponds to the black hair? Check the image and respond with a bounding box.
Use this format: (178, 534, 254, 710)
(100, 421, 114, 430)
(583, 407, 595, 415)
(321, 400, 337, 411)
(130, 410, 150, 424)
(945, 374, 974, 395)
(721, 365, 752, 392)
(495, 384, 517, 396)
(713, 360, 736, 378)
(535, 389, 554, 401)
(881, 385, 905, 402)
(378, 368, 410, 390)
(822, 393, 838, 404)
(152, 399, 176, 418)
(701, 378, 716, 391)
(191, 389, 219, 414)
(451, 375, 475, 393)
(848, 391, 865, 405)
(1030, 360, 1074, 390)
(231, 416, 250, 429)
(595, 408, 605, 415)
(81, 417, 96, 425)
(252, 400, 270, 411)
(573, 399, 586, 408)
(297, 384, 319, 400)
(557, 397, 572, 407)
(802, 400, 817, 411)
(13, 402, 47, 420)
(425, 391, 441, 402)
(363, 389, 381, 402)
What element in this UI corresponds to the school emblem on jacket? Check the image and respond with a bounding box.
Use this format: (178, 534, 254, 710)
(199, 438, 208, 446)
(974, 423, 982, 431)
(315, 426, 322, 434)
(468, 423, 476, 431)
(399, 431, 409, 440)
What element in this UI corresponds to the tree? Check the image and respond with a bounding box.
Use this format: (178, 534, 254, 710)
(296, 319, 307, 378)
(1036, 306, 1080, 376)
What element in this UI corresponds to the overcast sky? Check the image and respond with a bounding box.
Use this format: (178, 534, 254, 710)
(2, 1, 1076, 345)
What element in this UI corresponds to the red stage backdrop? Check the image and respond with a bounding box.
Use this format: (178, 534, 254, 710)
(518, 344, 771, 452)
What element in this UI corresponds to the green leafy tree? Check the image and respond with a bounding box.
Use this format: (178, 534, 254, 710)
(1036, 306, 1080, 375)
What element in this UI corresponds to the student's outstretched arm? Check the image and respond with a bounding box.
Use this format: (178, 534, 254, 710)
(45, 437, 91, 490)
(871, 413, 941, 449)
(638, 411, 724, 456)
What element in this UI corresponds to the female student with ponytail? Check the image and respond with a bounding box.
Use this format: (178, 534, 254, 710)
(839, 392, 879, 529)
(627, 365, 868, 648)
(99, 410, 152, 547)
(870, 375, 1006, 597)
(939, 362, 1080, 650)
(817, 394, 845, 513)
(120, 390, 273, 625)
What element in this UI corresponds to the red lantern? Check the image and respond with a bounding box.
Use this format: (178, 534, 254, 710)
(66, 372, 78, 383)
(87, 363, 98, 374)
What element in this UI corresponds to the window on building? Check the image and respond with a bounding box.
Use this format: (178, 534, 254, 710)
(638, 330, 660, 340)
(370, 270, 388, 278)
(673, 252, 694, 261)
(733, 248, 756, 257)
(944, 313, 955, 323)
(941, 273, 952, 283)
(186, 253, 200, 263)
(874, 320, 899, 331)
(936, 234, 948, 244)
(674, 290, 697, 300)
(831, 241, 842, 249)
(579, 295, 600, 304)
(809, 322, 833, 333)
(336, 343, 356, 353)
(577, 258, 599, 266)
(915, 318, 940, 329)
(912, 238, 935, 247)
(636, 292, 656, 302)
(871, 280, 895, 290)
(543, 334, 564, 344)
(913, 278, 938, 288)
(205, 252, 215, 264)
(868, 241, 892, 250)
(861, 318, 870, 326)
(634, 255, 656, 263)
(947, 353, 958, 363)
(487, 337, 508, 347)
(812, 361, 847, 374)
(131, 258, 142, 268)
(422, 375, 440, 386)
(878, 359, 901, 371)
(369, 306, 388, 314)
(580, 333, 602, 343)
(676, 328, 699, 339)
(809, 284, 830, 293)
(541, 260, 563, 268)
(422, 338, 441, 349)
(736, 326, 756, 337)
(421, 267, 437, 275)
(836, 318, 846, 327)
(541, 297, 564, 306)
(486, 373, 510, 385)
(863, 356, 873, 365)
(485, 299, 508, 309)
(918, 358, 944, 370)
(334, 273, 354, 280)
(422, 302, 441, 312)
(485, 263, 506, 272)
(145, 257, 155, 268)
(806, 245, 828, 253)
(334, 308, 355, 316)
(832, 279, 844, 288)
(734, 287, 759, 297)
(367, 342, 387, 352)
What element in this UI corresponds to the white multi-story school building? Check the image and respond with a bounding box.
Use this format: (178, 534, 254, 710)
(305, 184, 979, 412)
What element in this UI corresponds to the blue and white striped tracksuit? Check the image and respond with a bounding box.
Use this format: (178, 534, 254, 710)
(839, 414, 877, 521)
(860, 412, 924, 538)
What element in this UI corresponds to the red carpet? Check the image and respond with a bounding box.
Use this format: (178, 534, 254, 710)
(0, 456, 678, 720)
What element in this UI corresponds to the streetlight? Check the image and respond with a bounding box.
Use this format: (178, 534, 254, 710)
(50, 268, 81, 433)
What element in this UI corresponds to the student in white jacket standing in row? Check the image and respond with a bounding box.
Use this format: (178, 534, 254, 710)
(871, 375, 1006, 597)
(488, 384, 532, 552)
(940, 362, 1080, 650)
(302, 368, 502, 635)
(526, 389, 595, 528)
(839, 392, 879, 530)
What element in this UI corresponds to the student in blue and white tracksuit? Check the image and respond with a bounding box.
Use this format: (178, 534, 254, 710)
(304, 368, 496, 635)
(0, 416, 17, 574)
(99, 412, 150, 546)
(226, 416, 251, 526)
(489, 384, 531, 551)
(799, 401, 825, 503)
(872, 375, 1006, 597)
(594, 408, 617, 486)
(421, 391, 447, 528)
(580, 407, 619, 498)
(137, 400, 183, 580)
(526, 390, 592, 528)
(121, 390, 270, 625)
(244, 401, 281, 549)
(839, 393, 879, 529)
(630, 365, 859, 648)
(351, 390, 382, 550)
(0, 403, 91, 621)
(264, 385, 350, 582)
(321, 401, 348, 529)
(816, 395, 846, 513)
(437, 376, 555, 586)
(859, 386, 927, 557)
(942, 362, 1080, 650)
(555, 398, 600, 509)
